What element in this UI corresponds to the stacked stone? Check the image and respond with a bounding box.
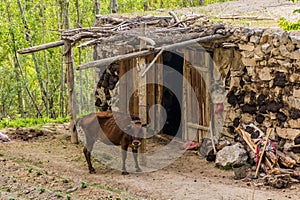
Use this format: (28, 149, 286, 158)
(223, 27, 300, 157)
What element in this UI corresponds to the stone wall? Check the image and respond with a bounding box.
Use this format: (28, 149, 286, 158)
(216, 27, 300, 149)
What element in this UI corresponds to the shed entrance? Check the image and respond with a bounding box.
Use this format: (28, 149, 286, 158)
(115, 48, 213, 141)
(161, 51, 184, 137)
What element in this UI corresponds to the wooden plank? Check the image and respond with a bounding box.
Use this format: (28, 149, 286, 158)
(146, 54, 156, 129)
(119, 61, 126, 113)
(133, 59, 140, 116)
(156, 56, 163, 133)
(186, 63, 191, 141)
(182, 49, 188, 141)
(205, 52, 212, 139)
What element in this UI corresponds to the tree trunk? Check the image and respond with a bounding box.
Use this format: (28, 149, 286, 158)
(76, 0, 83, 113)
(41, 1, 50, 117)
(17, 0, 48, 117)
(95, 0, 101, 15)
(199, 0, 205, 6)
(110, 0, 118, 13)
(3, 0, 23, 117)
(4, 0, 42, 117)
(64, 0, 78, 144)
(58, 0, 65, 117)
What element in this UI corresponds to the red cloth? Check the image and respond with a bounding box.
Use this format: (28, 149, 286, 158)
(255, 138, 276, 166)
(185, 141, 200, 150)
(215, 103, 224, 115)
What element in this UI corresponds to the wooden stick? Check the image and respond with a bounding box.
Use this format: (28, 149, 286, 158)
(18, 40, 65, 54)
(255, 128, 273, 177)
(138, 36, 156, 46)
(220, 16, 273, 20)
(209, 122, 217, 154)
(236, 127, 256, 152)
(169, 11, 187, 27)
(77, 34, 226, 70)
(141, 48, 164, 77)
(169, 15, 206, 28)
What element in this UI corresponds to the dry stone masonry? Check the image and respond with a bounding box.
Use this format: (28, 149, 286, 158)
(215, 27, 300, 161)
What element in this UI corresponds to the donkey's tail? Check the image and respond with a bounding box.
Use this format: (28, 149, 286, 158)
(73, 118, 80, 133)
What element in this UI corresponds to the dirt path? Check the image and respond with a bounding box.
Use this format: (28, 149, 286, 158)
(175, 0, 300, 27)
(1, 2, 300, 200)
(0, 124, 299, 200)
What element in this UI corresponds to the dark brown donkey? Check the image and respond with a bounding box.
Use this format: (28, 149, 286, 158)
(74, 111, 143, 175)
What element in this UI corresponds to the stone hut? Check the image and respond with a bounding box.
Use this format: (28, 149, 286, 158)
(18, 14, 300, 162)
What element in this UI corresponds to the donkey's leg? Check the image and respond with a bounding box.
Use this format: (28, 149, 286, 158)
(132, 149, 141, 172)
(83, 136, 96, 173)
(121, 144, 129, 175)
(83, 146, 95, 173)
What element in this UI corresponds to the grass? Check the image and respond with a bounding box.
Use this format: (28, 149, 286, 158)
(81, 181, 87, 189)
(0, 116, 70, 129)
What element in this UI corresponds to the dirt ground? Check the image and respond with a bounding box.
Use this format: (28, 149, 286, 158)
(1, 1, 300, 200)
(0, 124, 299, 200)
(175, 0, 300, 27)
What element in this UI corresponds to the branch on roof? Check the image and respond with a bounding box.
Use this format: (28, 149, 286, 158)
(77, 34, 227, 70)
(17, 40, 65, 54)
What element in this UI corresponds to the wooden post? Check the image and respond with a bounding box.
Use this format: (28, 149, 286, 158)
(65, 41, 78, 144)
(186, 62, 192, 141)
(138, 23, 147, 165)
(146, 54, 155, 131)
(156, 56, 163, 133)
(182, 49, 188, 141)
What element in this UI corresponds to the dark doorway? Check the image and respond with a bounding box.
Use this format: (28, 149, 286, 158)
(162, 51, 183, 137)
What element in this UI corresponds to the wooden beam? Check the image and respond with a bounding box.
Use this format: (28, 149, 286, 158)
(77, 34, 227, 70)
(187, 122, 209, 131)
(17, 40, 65, 54)
(78, 49, 155, 70)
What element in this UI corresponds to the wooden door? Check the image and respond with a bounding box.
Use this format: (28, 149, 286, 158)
(182, 49, 213, 142)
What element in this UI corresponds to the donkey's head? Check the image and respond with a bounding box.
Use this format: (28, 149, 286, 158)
(127, 118, 146, 151)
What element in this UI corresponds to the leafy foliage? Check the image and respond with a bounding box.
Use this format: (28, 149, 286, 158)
(0, 116, 69, 129)
(0, 0, 232, 123)
(278, 17, 300, 31)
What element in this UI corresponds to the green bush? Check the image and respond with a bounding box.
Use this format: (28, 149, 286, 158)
(278, 17, 300, 31)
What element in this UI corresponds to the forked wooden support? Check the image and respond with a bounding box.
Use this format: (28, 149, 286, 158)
(255, 128, 273, 177)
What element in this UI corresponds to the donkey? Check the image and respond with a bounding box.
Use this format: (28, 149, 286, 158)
(74, 111, 144, 175)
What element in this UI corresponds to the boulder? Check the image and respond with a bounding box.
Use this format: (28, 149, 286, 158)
(215, 143, 248, 167)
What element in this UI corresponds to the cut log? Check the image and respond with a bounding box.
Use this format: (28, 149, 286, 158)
(276, 150, 297, 168)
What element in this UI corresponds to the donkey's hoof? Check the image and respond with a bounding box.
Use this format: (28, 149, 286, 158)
(89, 168, 96, 174)
(136, 168, 142, 173)
(122, 171, 129, 175)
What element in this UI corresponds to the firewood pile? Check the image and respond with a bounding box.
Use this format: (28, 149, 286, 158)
(235, 124, 300, 181)
(95, 63, 119, 111)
